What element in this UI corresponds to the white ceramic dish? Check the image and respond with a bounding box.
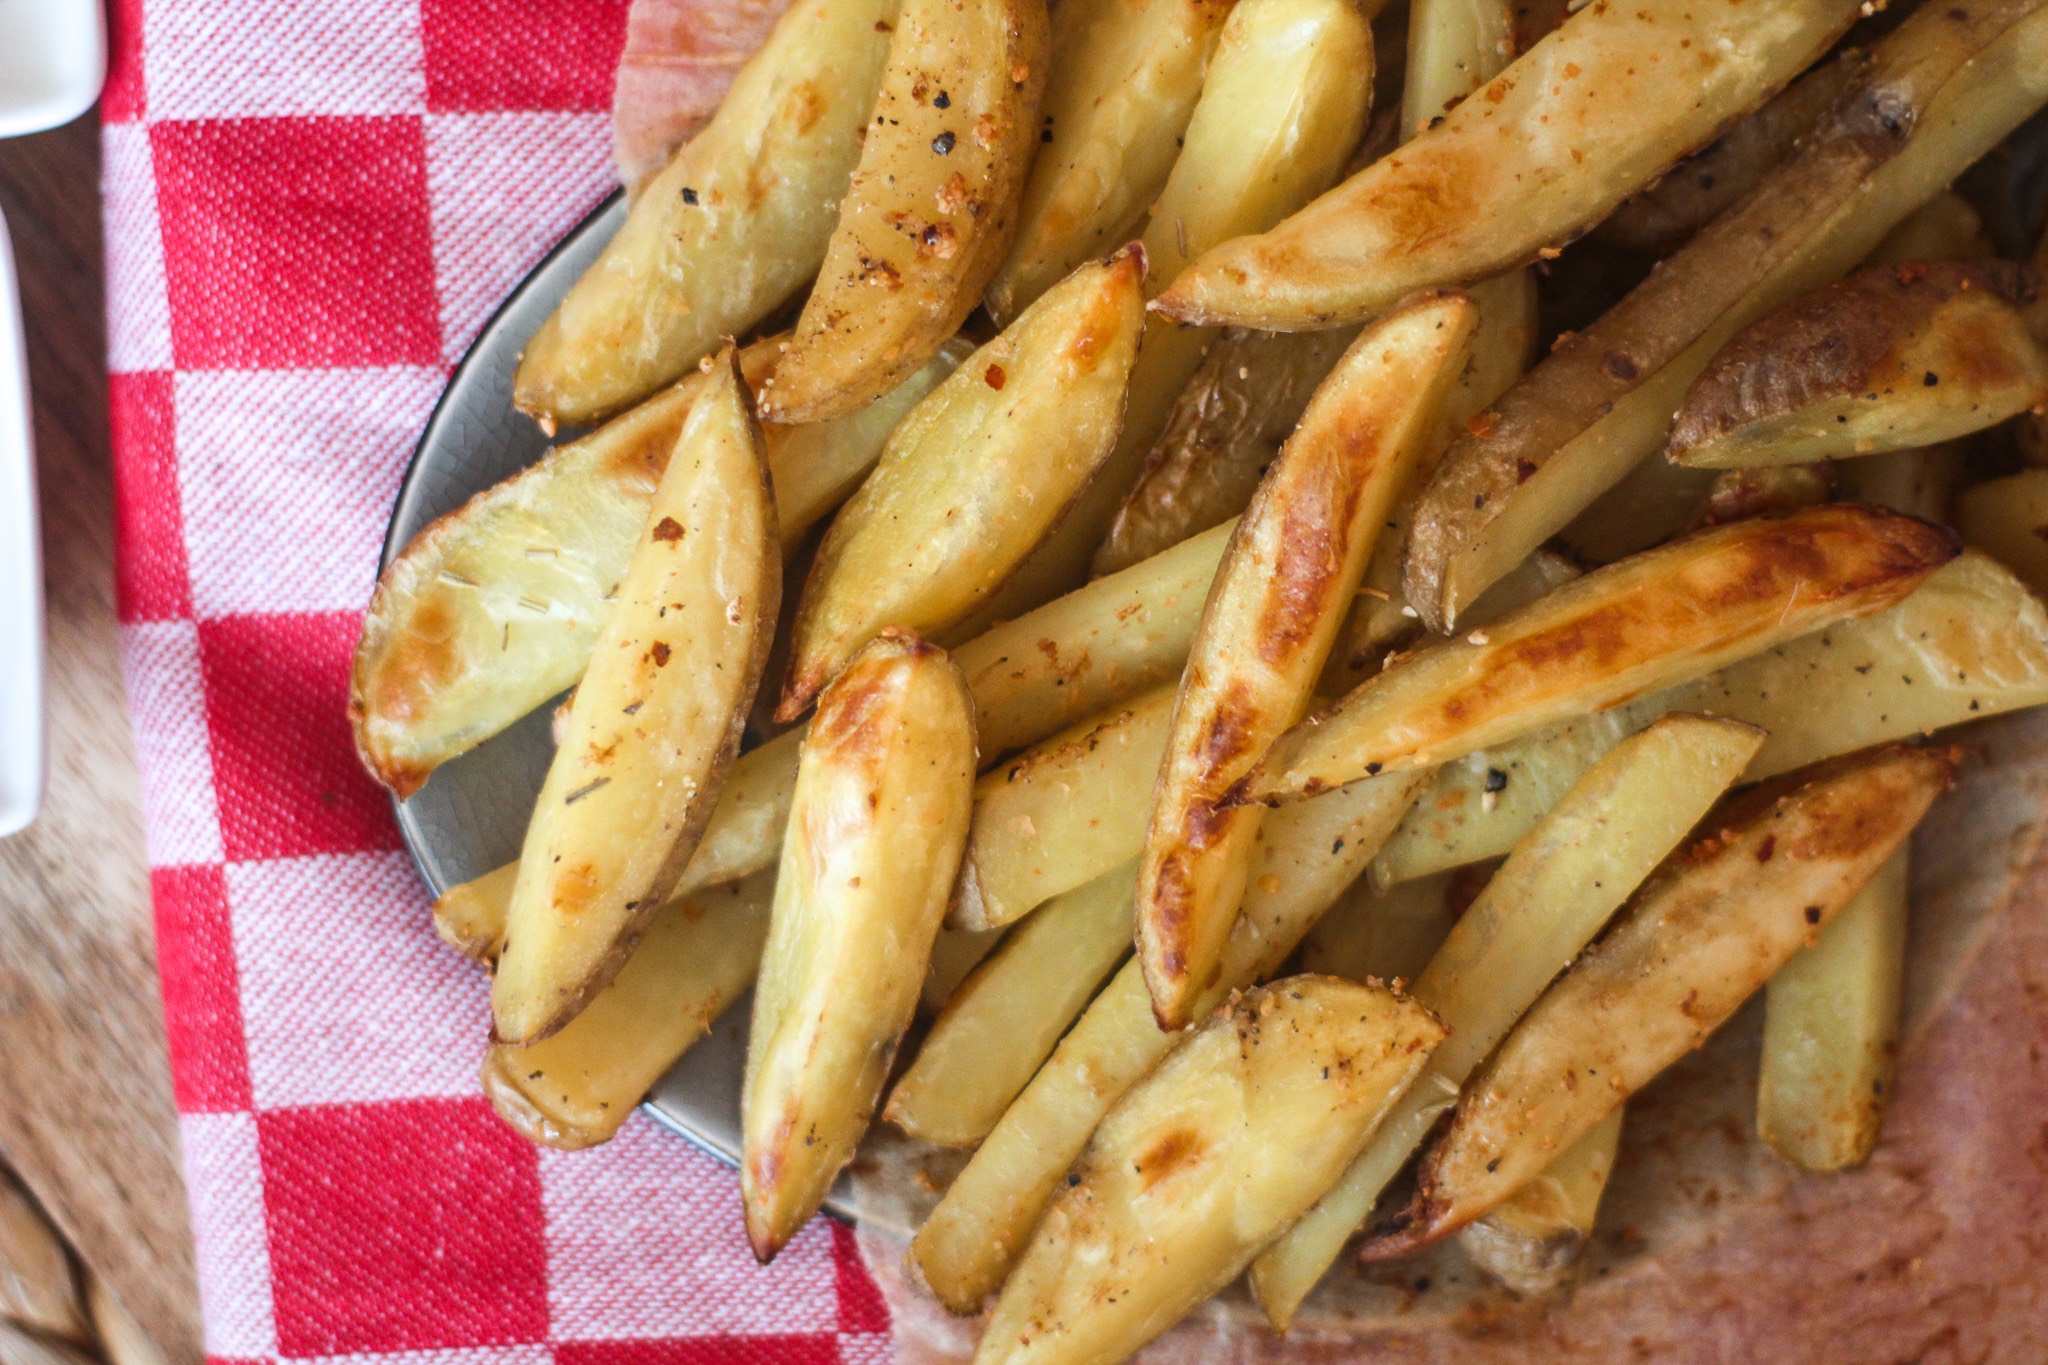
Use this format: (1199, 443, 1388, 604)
(0, 208, 40, 837)
(0, 0, 106, 139)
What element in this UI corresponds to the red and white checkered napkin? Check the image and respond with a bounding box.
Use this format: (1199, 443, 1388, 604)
(104, 2, 890, 1360)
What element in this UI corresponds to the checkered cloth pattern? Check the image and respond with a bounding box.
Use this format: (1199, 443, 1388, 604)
(103, 2, 893, 1360)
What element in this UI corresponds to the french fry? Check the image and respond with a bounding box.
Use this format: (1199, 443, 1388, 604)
(1757, 848, 1909, 1172)
(1866, 190, 1993, 268)
(756, 0, 1049, 423)
(1152, 0, 1861, 329)
(1951, 469, 2048, 599)
(483, 871, 774, 1150)
(1553, 451, 1719, 568)
(492, 353, 778, 1045)
(1247, 506, 1956, 805)
(1251, 714, 1761, 1329)
(1299, 871, 1458, 989)
(777, 249, 1147, 718)
(953, 688, 1174, 932)
(1458, 1107, 1624, 1298)
(975, 0, 1378, 622)
(351, 340, 957, 794)
(921, 926, 1008, 1015)
(1363, 744, 1954, 1258)
(1402, 0, 2048, 631)
(1372, 550, 2048, 885)
(983, 0, 1238, 323)
(1137, 292, 1479, 1028)
(741, 632, 977, 1260)
(1599, 53, 1857, 256)
(973, 978, 1445, 1365)
(1094, 326, 1360, 578)
(512, 0, 894, 427)
(887, 862, 1136, 1145)
(1697, 462, 1837, 526)
(1401, 0, 1515, 140)
(910, 769, 1427, 1314)
(1837, 442, 1960, 522)
(1668, 261, 2048, 469)
(433, 861, 517, 963)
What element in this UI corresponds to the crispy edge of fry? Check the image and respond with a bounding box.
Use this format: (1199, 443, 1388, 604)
(1136, 291, 1479, 1028)
(741, 631, 978, 1260)
(1248, 505, 1957, 803)
(491, 351, 779, 1044)
(1364, 743, 1955, 1257)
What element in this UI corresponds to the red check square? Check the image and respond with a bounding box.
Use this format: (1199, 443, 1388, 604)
(197, 611, 399, 862)
(555, 1336, 843, 1365)
(109, 370, 190, 622)
(152, 117, 442, 370)
(421, 0, 632, 113)
(151, 864, 252, 1112)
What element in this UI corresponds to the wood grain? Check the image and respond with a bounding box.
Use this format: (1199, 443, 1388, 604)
(0, 113, 204, 1365)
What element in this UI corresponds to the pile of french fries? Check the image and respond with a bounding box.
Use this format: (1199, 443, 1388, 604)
(349, 0, 2048, 1356)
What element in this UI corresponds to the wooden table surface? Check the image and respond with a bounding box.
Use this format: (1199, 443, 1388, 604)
(0, 111, 205, 1364)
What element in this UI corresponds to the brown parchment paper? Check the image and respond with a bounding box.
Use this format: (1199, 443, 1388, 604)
(854, 707, 2048, 1362)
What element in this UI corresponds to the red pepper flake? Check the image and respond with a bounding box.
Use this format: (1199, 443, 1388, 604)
(649, 641, 672, 667)
(985, 363, 1007, 390)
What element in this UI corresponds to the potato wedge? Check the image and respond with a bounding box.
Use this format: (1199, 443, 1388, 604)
(982, 0, 1379, 617)
(1458, 1106, 1623, 1298)
(492, 353, 778, 1045)
(983, 0, 1238, 323)
(1837, 442, 1960, 522)
(1152, 0, 1860, 329)
(958, 519, 1230, 756)
(483, 871, 774, 1150)
(1251, 714, 1761, 1329)
(512, 0, 894, 427)
(741, 632, 977, 1260)
(1373, 550, 2048, 885)
(954, 687, 1174, 932)
(1668, 261, 2048, 469)
(887, 862, 1136, 1146)
(1364, 744, 1955, 1257)
(351, 340, 957, 794)
(1866, 191, 1993, 268)
(1094, 326, 1360, 578)
(1137, 292, 1479, 1028)
(1300, 870, 1458, 988)
(1950, 469, 2048, 599)
(1599, 53, 1857, 256)
(777, 249, 1147, 717)
(921, 926, 1008, 1015)
(1247, 506, 1955, 804)
(1403, 0, 1515, 138)
(1400, 0, 2048, 631)
(433, 861, 518, 963)
(910, 769, 1426, 1314)
(973, 977, 1444, 1365)
(755, 0, 1049, 423)
(1697, 462, 1837, 526)
(1757, 847, 1909, 1173)
(1553, 451, 1720, 569)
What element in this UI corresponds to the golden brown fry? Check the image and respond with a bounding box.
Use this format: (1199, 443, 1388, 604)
(1137, 292, 1479, 1028)
(1954, 468, 2048, 599)
(1364, 744, 1954, 1258)
(741, 633, 977, 1260)
(1402, 0, 2048, 631)
(756, 0, 1048, 423)
(972, 978, 1444, 1365)
(984, 0, 1238, 323)
(1458, 1107, 1623, 1297)
(1373, 550, 2048, 885)
(778, 248, 1146, 718)
(1668, 261, 2048, 469)
(1697, 462, 1838, 527)
(910, 769, 1426, 1314)
(1757, 848, 1909, 1172)
(492, 353, 778, 1044)
(483, 872, 774, 1150)
(1866, 190, 1993, 268)
(351, 339, 955, 794)
(887, 863, 1135, 1145)
(512, 0, 894, 427)
(1402, 0, 1515, 140)
(953, 687, 1174, 932)
(1152, 0, 1861, 329)
(1247, 506, 1956, 805)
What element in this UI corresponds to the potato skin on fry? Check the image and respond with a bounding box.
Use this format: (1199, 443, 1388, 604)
(512, 0, 894, 427)
(972, 977, 1444, 1365)
(758, 0, 1050, 423)
(1365, 743, 1955, 1258)
(1152, 0, 1861, 329)
(1136, 292, 1479, 1029)
(1668, 260, 2048, 468)
(778, 247, 1147, 718)
(1246, 505, 1958, 804)
(741, 631, 977, 1261)
(491, 353, 779, 1045)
